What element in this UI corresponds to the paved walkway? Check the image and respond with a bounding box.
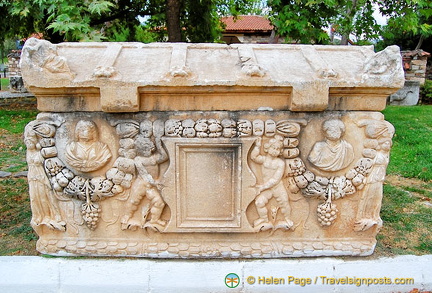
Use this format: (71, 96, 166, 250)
(0, 90, 36, 110)
(0, 255, 431, 292)
(0, 91, 35, 99)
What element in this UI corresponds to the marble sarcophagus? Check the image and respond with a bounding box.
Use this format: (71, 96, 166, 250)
(21, 39, 404, 257)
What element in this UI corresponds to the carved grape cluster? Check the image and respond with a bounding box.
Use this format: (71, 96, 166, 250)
(317, 202, 338, 227)
(81, 201, 101, 230)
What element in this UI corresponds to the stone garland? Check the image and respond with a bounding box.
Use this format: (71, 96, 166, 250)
(287, 154, 374, 227)
(27, 115, 385, 232)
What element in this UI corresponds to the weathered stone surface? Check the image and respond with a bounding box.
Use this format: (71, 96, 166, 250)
(9, 76, 26, 93)
(12, 171, 28, 178)
(20, 39, 404, 258)
(389, 80, 420, 106)
(0, 171, 12, 178)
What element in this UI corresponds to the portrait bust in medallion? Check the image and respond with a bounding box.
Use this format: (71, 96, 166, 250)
(308, 119, 354, 172)
(65, 120, 112, 173)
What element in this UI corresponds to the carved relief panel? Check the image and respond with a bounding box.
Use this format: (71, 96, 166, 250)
(25, 110, 394, 258)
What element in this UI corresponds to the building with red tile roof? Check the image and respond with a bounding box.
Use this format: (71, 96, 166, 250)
(222, 15, 273, 33)
(221, 15, 281, 44)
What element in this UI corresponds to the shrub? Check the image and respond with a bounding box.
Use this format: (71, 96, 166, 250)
(420, 80, 432, 104)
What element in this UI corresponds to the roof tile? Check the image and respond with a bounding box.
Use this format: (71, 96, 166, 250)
(221, 15, 273, 32)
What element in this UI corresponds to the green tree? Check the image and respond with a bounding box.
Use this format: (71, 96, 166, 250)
(267, 0, 432, 48)
(378, 0, 432, 50)
(0, 0, 42, 61)
(267, 0, 382, 44)
(268, 0, 339, 44)
(0, 0, 42, 41)
(8, 0, 259, 43)
(145, 0, 261, 42)
(10, 0, 153, 42)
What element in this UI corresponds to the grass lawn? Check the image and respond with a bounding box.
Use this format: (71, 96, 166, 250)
(383, 106, 432, 181)
(377, 105, 432, 255)
(0, 78, 9, 91)
(0, 105, 430, 256)
(0, 109, 39, 255)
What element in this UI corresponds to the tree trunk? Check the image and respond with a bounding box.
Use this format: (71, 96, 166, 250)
(341, 35, 349, 45)
(329, 24, 334, 43)
(340, 0, 358, 45)
(166, 0, 182, 42)
(415, 35, 424, 50)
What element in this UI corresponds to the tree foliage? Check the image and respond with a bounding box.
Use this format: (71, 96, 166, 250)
(379, 0, 432, 50)
(267, 0, 383, 44)
(2, 0, 431, 49)
(267, 0, 432, 48)
(9, 0, 154, 42)
(6, 0, 259, 43)
(162, 0, 257, 42)
(268, 0, 338, 44)
(0, 0, 39, 41)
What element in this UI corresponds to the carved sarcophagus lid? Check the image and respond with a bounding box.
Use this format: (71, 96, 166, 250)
(21, 39, 404, 112)
(21, 39, 403, 258)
